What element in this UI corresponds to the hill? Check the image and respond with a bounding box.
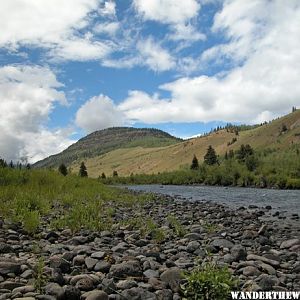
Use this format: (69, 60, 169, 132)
(33, 127, 182, 168)
(70, 110, 300, 178)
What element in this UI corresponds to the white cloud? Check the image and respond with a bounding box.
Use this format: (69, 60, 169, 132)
(23, 128, 75, 163)
(137, 38, 175, 72)
(99, 1, 116, 16)
(169, 23, 206, 42)
(0, 0, 115, 61)
(133, 0, 204, 42)
(102, 37, 176, 72)
(105, 0, 299, 124)
(48, 37, 112, 62)
(0, 65, 74, 162)
(94, 22, 120, 35)
(133, 0, 200, 24)
(75, 95, 125, 133)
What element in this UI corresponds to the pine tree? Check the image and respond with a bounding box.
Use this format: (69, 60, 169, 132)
(281, 124, 288, 133)
(204, 146, 218, 165)
(190, 155, 199, 170)
(101, 172, 106, 179)
(228, 149, 234, 159)
(224, 151, 228, 160)
(79, 162, 88, 177)
(236, 144, 254, 162)
(58, 163, 68, 176)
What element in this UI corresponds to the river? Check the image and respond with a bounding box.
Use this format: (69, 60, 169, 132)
(124, 185, 300, 216)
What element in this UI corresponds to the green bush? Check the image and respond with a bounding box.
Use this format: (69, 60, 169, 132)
(182, 262, 237, 300)
(23, 210, 40, 234)
(285, 178, 300, 189)
(167, 215, 186, 237)
(34, 257, 48, 293)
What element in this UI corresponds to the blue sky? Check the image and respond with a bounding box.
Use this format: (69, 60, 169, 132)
(0, 0, 300, 162)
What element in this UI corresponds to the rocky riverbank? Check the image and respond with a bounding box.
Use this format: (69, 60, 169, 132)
(0, 193, 299, 300)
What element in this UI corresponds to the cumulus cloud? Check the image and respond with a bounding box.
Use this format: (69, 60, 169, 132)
(75, 95, 125, 133)
(94, 22, 120, 36)
(133, 0, 204, 42)
(0, 0, 114, 61)
(102, 37, 176, 72)
(99, 1, 116, 16)
(79, 0, 300, 127)
(137, 38, 175, 72)
(133, 0, 200, 24)
(48, 37, 112, 62)
(0, 65, 74, 162)
(129, 0, 300, 123)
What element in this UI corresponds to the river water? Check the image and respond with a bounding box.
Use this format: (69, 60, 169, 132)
(125, 185, 300, 216)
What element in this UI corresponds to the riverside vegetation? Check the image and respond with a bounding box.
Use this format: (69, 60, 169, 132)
(0, 166, 299, 299)
(101, 143, 300, 189)
(33, 110, 300, 180)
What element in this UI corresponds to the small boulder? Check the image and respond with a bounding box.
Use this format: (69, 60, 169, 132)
(110, 260, 142, 278)
(280, 239, 300, 249)
(44, 283, 65, 300)
(230, 245, 247, 262)
(211, 238, 234, 250)
(186, 241, 200, 253)
(86, 290, 109, 300)
(160, 267, 183, 292)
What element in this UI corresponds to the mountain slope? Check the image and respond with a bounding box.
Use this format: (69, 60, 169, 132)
(71, 110, 300, 177)
(33, 127, 182, 168)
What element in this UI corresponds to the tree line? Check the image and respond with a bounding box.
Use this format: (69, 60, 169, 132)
(101, 143, 300, 189)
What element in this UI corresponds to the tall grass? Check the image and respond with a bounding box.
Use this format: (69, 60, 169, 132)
(0, 168, 151, 234)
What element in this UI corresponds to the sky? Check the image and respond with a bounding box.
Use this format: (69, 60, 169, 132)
(0, 0, 300, 163)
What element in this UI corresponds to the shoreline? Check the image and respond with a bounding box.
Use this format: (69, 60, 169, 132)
(0, 193, 299, 299)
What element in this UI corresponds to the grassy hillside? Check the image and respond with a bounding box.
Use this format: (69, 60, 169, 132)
(73, 110, 300, 178)
(33, 127, 181, 168)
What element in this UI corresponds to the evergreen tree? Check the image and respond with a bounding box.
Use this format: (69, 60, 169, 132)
(204, 146, 218, 165)
(281, 124, 288, 132)
(9, 160, 14, 168)
(236, 144, 254, 162)
(79, 162, 88, 177)
(58, 163, 68, 176)
(224, 151, 228, 160)
(190, 155, 199, 170)
(245, 155, 258, 171)
(0, 158, 7, 168)
(228, 149, 234, 159)
(101, 172, 106, 179)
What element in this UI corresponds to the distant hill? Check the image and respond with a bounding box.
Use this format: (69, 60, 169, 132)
(33, 127, 182, 168)
(68, 110, 300, 177)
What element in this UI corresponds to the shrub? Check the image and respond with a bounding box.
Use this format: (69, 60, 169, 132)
(167, 215, 186, 237)
(286, 178, 300, 189)
(34, 257, 48, 293)
(190, 155, 199, 170)
(182, 262, 237, 300)
(58, 163, 68, 176)
(23, 210, 40, 234)
(79, 162, 88, 177)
